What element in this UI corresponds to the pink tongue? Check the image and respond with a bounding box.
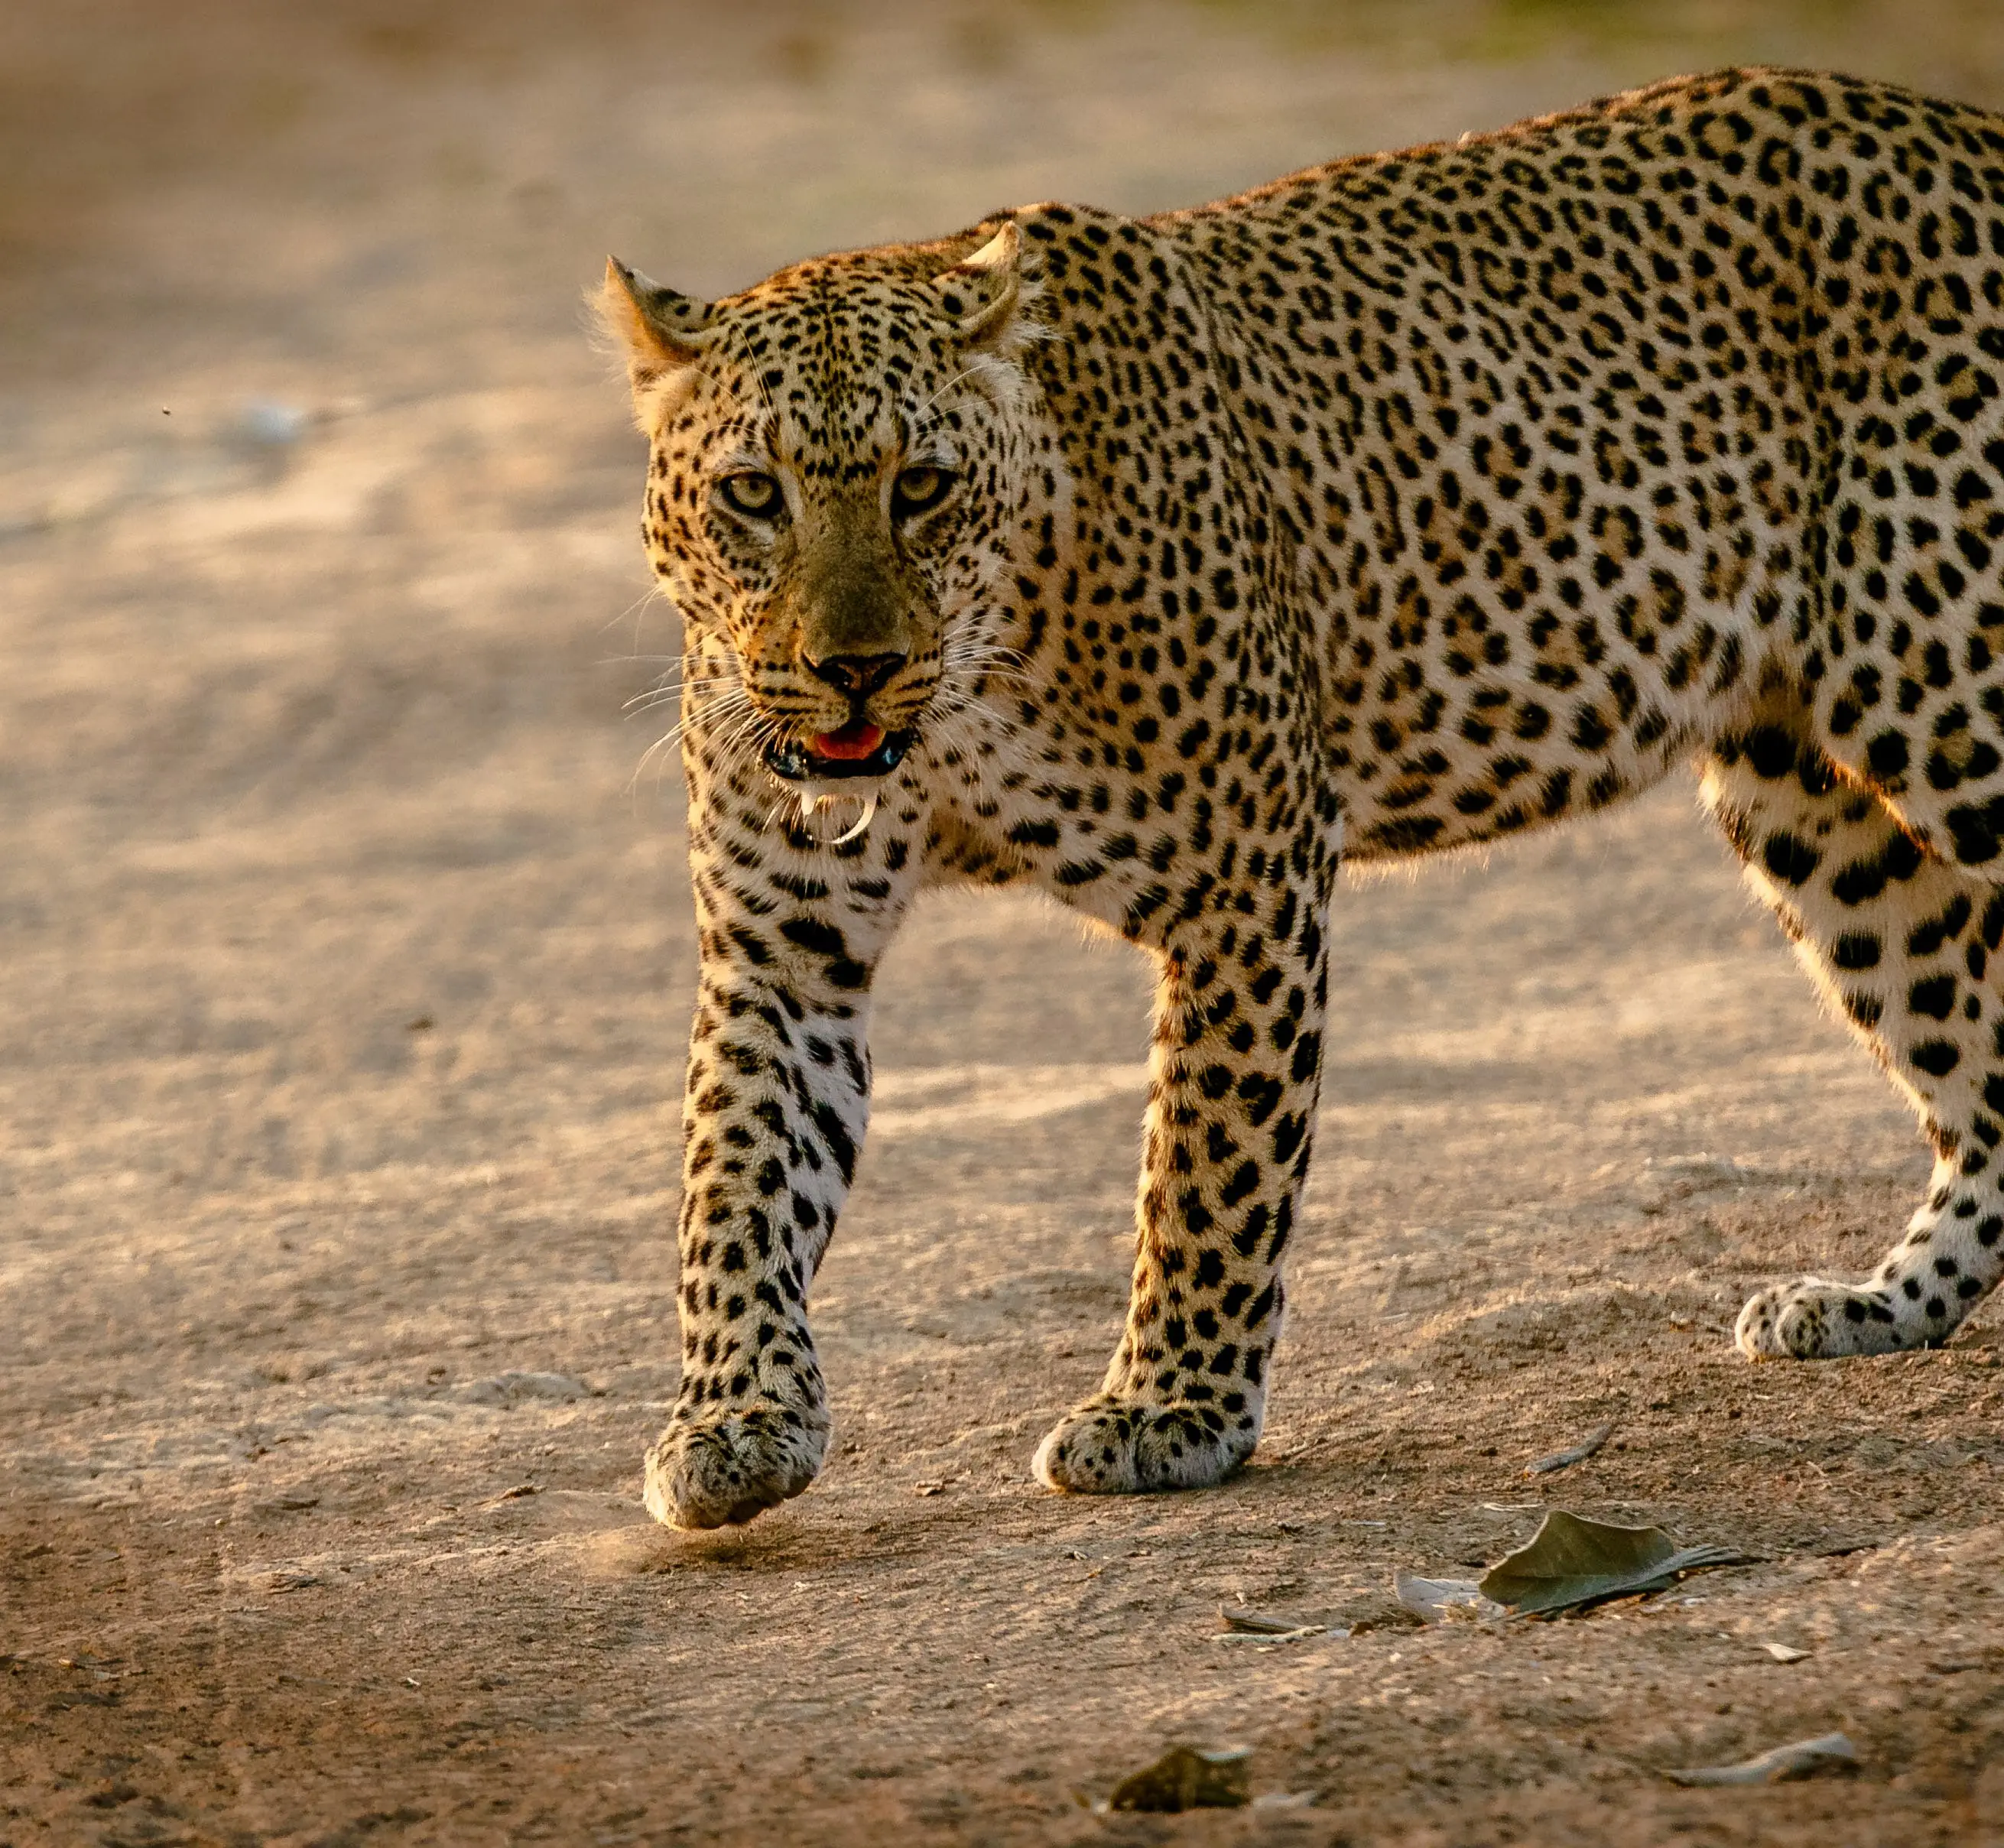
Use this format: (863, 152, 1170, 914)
(811, 721, 884, 761)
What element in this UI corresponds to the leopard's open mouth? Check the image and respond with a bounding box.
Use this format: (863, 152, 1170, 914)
(764, 720, 914, 783)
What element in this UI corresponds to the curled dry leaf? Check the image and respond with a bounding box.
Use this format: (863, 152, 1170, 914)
(1478, 1510, 1749, 1617)
(1663, 1732, 1857, 1786)
(1108, 1744, 1253, 1812)
(1523, 1422, 1615, 1477)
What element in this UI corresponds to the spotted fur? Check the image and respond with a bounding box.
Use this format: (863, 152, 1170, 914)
(602, 68, 2004, 1528)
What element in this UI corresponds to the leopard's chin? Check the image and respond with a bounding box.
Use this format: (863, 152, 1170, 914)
(764, 726, 916, 784)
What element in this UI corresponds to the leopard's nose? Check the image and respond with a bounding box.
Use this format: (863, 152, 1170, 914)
(805, 651, 906, 696)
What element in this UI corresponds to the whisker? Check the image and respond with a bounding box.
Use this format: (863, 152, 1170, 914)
(942, 665, 1038, 696)
(910, 365, 988, 425)
(615, 658, 744, 679)
(627, 645, 758, 789)
(622, 666, 745, 695)
(628, 671, 751, 718)
(621, 675, 745, 716)
(711, 705, 782, 775)
(599, 583, 671, 645)
(659, 694, 757, 743)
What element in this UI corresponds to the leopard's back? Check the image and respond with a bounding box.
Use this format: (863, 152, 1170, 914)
(1115, 69, 2004, 866)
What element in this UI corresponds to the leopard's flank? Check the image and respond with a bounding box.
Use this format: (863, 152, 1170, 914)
(602, 69, 2004, 1528)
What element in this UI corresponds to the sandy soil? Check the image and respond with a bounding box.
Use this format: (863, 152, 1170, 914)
(5, 4, 2004, 1843)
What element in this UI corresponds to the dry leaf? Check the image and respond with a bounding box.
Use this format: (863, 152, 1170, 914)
(1664, 1733, 1856, 1785)
(1478, 1510, 1747, 1617)
(1109, 1744, 1252, 1812)
(1761, 1642, 1811, 1663)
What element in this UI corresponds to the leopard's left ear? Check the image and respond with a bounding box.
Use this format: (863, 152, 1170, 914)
(931, 222, 1031, 348)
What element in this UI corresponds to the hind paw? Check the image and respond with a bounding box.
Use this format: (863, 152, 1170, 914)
(1736, 1278, 1906, 1359)
(1031, 1395, 1253, 1496)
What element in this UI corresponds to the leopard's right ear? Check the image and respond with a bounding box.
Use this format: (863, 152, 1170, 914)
(599, 258, 715, 391)
(931, 222, 1034, 350)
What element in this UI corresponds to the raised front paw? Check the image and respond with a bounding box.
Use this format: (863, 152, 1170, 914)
(1031, 1395, 1254, 1496)
(1735, 1277, 1906, 1359)
(642, 1404, 827, 1530)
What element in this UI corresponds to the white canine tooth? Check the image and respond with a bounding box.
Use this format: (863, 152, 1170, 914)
(828, 794, 878, 845)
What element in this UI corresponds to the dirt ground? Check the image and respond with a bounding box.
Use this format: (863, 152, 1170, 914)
(6, 2, 2004, 1843)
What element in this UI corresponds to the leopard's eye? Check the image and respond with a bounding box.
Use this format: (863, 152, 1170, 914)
(718, 471, 782, 518)
(892, 466, 954, 519)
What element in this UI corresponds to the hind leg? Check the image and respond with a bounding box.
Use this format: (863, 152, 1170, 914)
(1703, 703, 2004, 1356)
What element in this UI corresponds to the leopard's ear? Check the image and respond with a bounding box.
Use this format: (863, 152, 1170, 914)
(599, 258, 715, 389)
(931, 222, 1031, 348)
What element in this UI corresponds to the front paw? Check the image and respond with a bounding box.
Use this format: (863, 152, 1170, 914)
(642, 1404, 827, 1530)
(1031, 1395, 1253, 1496)
(1736, 1278, 1904, 1359)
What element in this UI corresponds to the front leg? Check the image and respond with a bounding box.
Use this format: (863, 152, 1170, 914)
(645, 804, 916, 1530)
(1034, 902, 1329, 1495)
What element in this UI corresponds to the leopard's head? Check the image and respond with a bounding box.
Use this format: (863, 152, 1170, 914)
(602, 223, 1044, 794)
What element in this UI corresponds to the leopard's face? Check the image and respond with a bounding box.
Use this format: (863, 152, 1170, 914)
(611, 229, 1041, 791)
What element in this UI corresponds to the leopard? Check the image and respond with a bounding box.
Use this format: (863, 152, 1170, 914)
(600, 67, 2004, 1530)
